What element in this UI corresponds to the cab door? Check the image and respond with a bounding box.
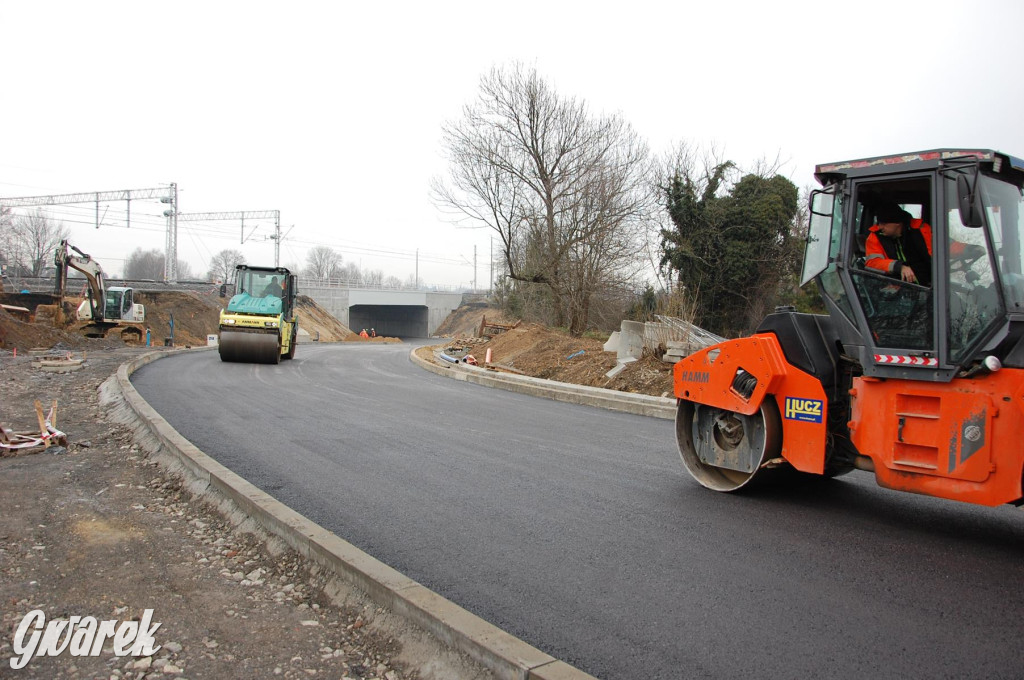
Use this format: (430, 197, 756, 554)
(845, 174, 937, 358)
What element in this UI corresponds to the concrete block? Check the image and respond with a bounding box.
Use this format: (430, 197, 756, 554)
(604, 357, 636, 378)
(618, 321, 645, 360)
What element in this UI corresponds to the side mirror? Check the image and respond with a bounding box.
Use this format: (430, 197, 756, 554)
(956, 174, 985, 228)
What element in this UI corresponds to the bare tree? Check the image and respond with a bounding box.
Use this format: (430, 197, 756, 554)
(208, 249, 246, 283)
(124, 248, 165, 279)
(434, 64, 655, 335)
(560, 137, 656, 333)
(304, 246, 343, 282)
(0, 205, 14, 279)
(176, 259, 194, 281)
(7, 209, 69, 276)
(123, 248, 194, 280)
(363, 269, 384, 287)
(338, 261, 362, 286)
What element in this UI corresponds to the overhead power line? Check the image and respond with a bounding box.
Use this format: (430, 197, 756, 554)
(177, 210, 283, 266)
(1, 183, 182, 280)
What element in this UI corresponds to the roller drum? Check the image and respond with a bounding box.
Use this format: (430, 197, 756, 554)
(218, 329, 281, 364)
(676, 398, 782, 491)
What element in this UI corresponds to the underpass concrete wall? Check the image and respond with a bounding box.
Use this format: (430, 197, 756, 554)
(300, 286, 351, 329)
(425, 292, 464, 336)
(300, 287, 463, 337)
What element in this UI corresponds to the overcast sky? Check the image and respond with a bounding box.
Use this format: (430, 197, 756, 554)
(2, 0, 1022, 287)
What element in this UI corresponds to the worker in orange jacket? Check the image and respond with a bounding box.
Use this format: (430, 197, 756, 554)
(865, 204, 933, 286)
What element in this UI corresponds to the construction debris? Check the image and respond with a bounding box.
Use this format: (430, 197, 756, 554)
(486, 362, 526, 375)
(605, 316, 725, 377)
(31, 351, 86, 373)
(478, 316, 521, 338)
(0, 303, 31, 322)
(654, 316, 725, 363)
(1, 399, 67, 456)
(604, 357, 636, 379)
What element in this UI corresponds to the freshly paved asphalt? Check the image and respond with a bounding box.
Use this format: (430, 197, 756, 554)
(131, 342, 1024, 680)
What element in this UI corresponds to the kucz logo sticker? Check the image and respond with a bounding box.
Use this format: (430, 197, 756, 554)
(784, 397, 824, 423)
(9, 609, 161, 670)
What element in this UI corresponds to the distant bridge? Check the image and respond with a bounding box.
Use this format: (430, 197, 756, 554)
(299, 284, 465, 337)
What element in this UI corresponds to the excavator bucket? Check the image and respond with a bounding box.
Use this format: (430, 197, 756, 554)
(119, 326, 143, 343)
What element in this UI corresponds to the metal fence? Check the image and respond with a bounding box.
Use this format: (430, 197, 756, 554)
(296, 276, 473, 294)
(649, 315, 725, 349)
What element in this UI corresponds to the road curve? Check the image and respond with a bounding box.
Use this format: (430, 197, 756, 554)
(131, 342, 1024, 679)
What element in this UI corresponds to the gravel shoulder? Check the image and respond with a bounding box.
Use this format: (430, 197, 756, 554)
(0, 348, 489, 680)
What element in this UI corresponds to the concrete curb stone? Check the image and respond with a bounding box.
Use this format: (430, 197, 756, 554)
(409, 345, 677, 420)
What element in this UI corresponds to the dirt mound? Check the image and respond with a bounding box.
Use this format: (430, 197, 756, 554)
(135, 290, 225, 347)
(295, 295, 353, 342)
(449, 322, 674, 397)
(0, 307, 123, 352)
(431, 304, 674, 396)
(433, 302, 514, 338)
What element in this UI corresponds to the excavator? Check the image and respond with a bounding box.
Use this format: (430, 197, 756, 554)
(52, 240, 145, 341)
(218, 264, 298, 363)
(673, 149, 1024, 507)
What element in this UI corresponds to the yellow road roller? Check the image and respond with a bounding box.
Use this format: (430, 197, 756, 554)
(218, 264, 298, 364)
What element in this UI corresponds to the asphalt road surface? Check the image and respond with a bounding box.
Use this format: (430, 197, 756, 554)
(131, 343, 1024, 680)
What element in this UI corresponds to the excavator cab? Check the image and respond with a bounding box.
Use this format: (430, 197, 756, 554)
(674, 149, 1024, 507)
(101, 287, 144, 322)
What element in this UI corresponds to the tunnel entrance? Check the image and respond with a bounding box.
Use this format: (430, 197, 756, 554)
(348, 304, 429, 338)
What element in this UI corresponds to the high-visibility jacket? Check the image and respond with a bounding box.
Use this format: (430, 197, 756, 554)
(865, 218, 933, 286)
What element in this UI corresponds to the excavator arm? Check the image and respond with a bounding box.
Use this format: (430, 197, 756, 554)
(54, 239, 106, 320)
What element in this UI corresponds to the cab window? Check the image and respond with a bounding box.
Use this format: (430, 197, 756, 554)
(848, 177, 935, 351)
(944, 175, 1000, 362)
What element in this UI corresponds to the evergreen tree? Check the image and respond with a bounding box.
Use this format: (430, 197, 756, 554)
(660, 162, 799, 336)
